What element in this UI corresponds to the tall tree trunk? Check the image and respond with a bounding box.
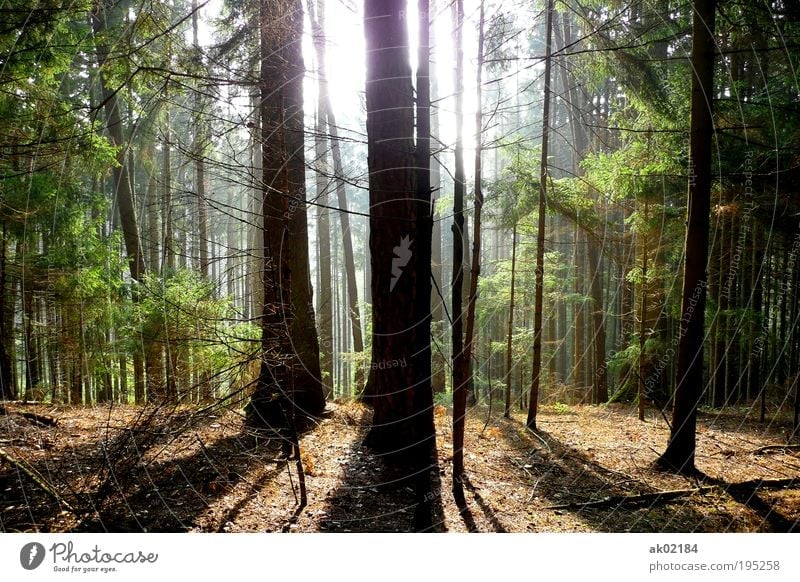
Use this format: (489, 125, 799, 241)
(285, 40, 325, 416)
(411, 0, 437, 529)
(362, 0, 434, 462)
(526, 0, 554, 431)
(248, 0, 324, 426)
(162, 101, 175, 275)
(656, 0, 716, 474)
(504, 222, 517, 418)
(193, 0, 210, 281)
(462, 0, 486, 426)
(451, 0, 468, 509)
(638, 202, 649, 421)
(429, 4, 446, 396)
(587, 237, 608, 403)
(309, 0, 333, 400)
(91, 1, 144, 282)
(313, 124, 333, 391)
(0, 226, 13, 400)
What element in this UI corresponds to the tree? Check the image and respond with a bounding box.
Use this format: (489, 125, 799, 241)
(362, 0, 436, 480)
(450, 0, 468, 509)
(656, 0, 716, 474)
(526, 0, 555, 431)
(247, 0, 324, 427)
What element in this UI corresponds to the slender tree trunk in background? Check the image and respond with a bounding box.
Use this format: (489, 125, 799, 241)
(309, 0, 333, 399)
(462, 0, 486, 426)
(314, 125, 333, 390)
(193, 0, 210, 282)
(572, 227, 585, 387)
(526, 0, 554, 431)
(162, 103, 175, 275)
(47, 300, 60, 402)
(726, 218, 741, 403)
(712, 214, 731, 408)
(430, 3, 445, 396)
(329, 133, 364, 393)
(309, 0, 364, 394)
(226, 189, 238, 301)
(748, 223, 763, 401)
(587, 237, 608, 403)
(638, 205, 648, 421)
(657, 0, 716, 474)
(451, 0, 468, 510)
(146, 160, 160, 275)
(0, 228, 13, 400)
(92, 2, 144, 283)
(248, 91, 264, 322)
(69, 309, 83, 406)
(504, 222, 517, 418)
(22, 273, 37, 401)
(118, 353, 127, 404)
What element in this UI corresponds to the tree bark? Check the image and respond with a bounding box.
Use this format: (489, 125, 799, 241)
(362, 0, 435, 466)
(504, 223, 517, 418)
(656, 0, 716, 474)
(91, 0, 145, 282)
(462, 0, 486, 424)
(247, 0, 324, 427)
(451, 0, 468, 509)
(526, 0, 555, 431)
(309, 0, 333, 400)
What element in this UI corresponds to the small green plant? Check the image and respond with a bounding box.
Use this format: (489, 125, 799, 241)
(553, 401, 571, 415)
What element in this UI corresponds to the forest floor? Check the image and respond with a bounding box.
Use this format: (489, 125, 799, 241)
(1, 400, 798, 532)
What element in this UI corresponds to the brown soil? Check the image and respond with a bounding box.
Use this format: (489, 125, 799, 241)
(1, 401, 798, 532)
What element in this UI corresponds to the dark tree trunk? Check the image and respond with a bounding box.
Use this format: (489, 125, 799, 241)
(504, 223, 517, 418)
(656, 0, 716, 474)
(451, 0, 468, 509)
(526, 0, 554, 431)
(92, 1, 144, 283)
(411, 0, 437, 529)
(462, 0, 486, 424)
(309, 0, 333, 400)
(638, 206, 648, 421)
(362, 0, 435, 471)
(192, 0, 210, 282)
(0, 227, 13, 400)
(248, 0, 324, 427)
(587, 237, 608, 403)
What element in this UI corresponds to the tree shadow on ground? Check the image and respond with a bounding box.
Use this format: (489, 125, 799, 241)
(316, 423, 447, 533)
(461, 474, 507, 532)
(494, 414, 800, 532)
(0, 406, 296, 532)
(492, 418, 767, 532)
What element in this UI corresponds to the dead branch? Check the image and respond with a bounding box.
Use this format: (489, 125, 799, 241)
(546, 486, 716, 510)
(18, 411, 58, 427)
(547, 478, 800, 511)
(0, 446, 74, 512)
(726, 478, 800, 491)
(752, 445, 800, 456)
